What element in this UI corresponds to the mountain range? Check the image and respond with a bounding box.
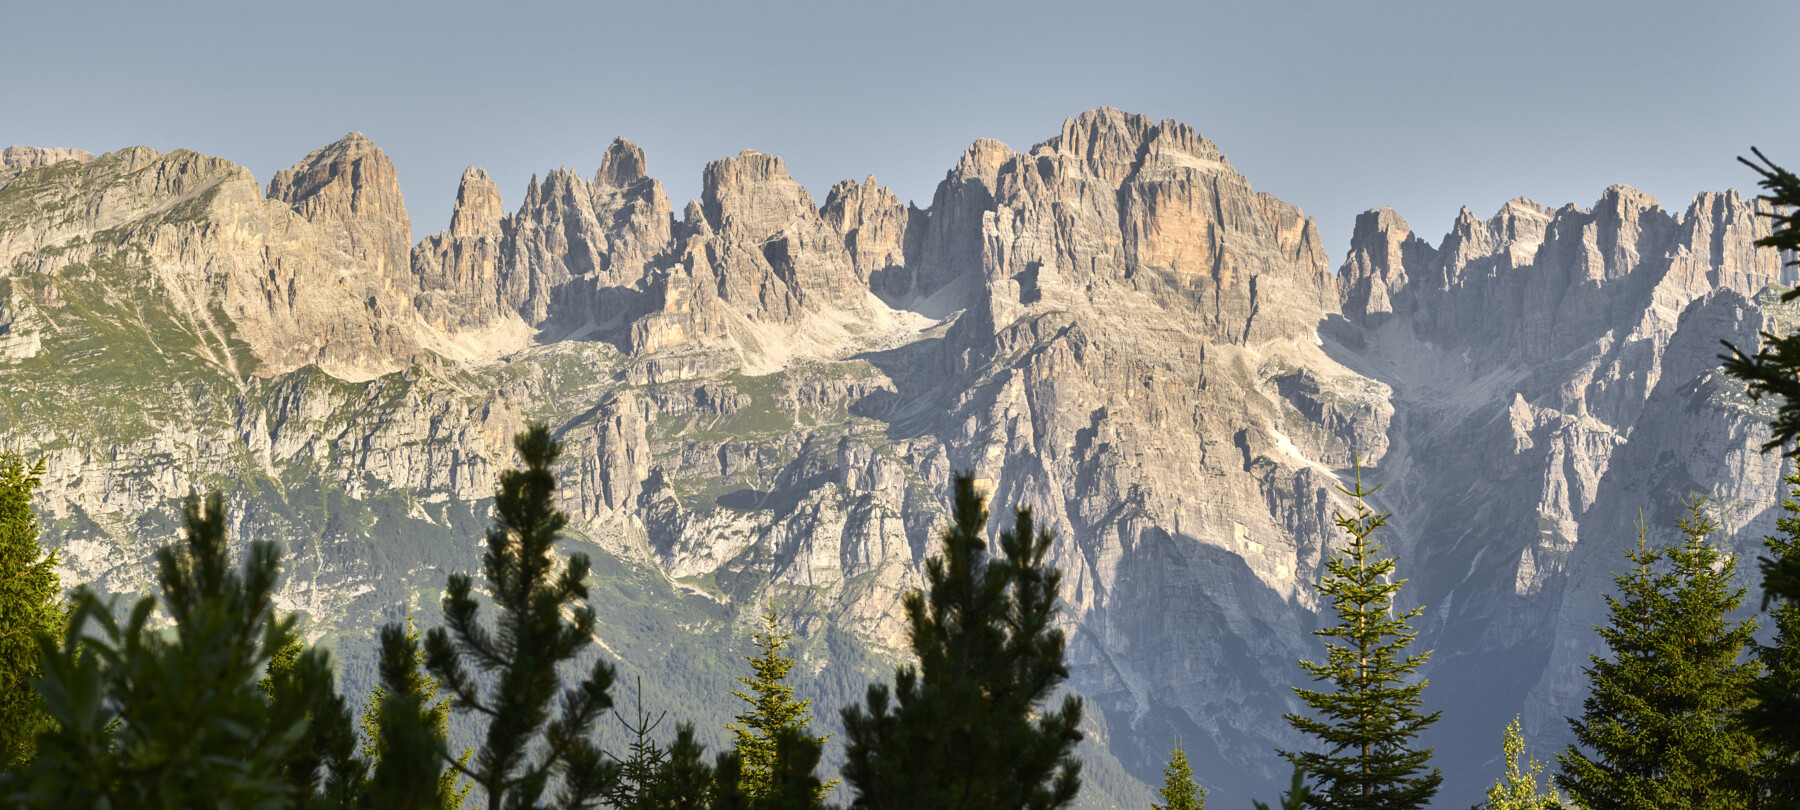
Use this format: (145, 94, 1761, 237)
(1, 109, 1789, 807)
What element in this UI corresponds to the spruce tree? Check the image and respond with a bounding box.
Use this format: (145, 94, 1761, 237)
(840, 474, 1083, 809)
(1555, 502, 1763, 810)
(422, 423, 622, 810)
(1277, 460, 1440, 810)
(0, 451, 60, 770)
(359, 617, 472, 809)
(1480, 716, 1562, 810)
(1151, 741, 1204, 810)
(1752, 473, 1800, 805)
(727, 602, 832, 803)
(15, 493, 352, 807)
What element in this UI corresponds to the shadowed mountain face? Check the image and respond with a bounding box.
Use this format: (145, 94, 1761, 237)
(1, 108, 1789, 807)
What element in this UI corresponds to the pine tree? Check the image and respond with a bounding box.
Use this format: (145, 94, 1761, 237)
(1480, 716, 1562, 810)
(1555, 502, 1764, 810)
(15, 493, 352, 807)
(1277, 459, 1441, 810)
(422, 424, 622, 810)
(840, 474, 1083, 809)
(359, 617, 472, 809)
(1752, 473, 1800, 806)
(1151, 741, 1204, 810)
(0, 451, 62, 769)
(727, 601, 832, 803)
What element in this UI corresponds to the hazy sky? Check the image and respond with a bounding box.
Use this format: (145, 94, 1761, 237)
(6, 1, 1795, 259)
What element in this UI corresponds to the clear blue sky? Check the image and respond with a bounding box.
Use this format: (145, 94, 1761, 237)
(6, 0, 1794, 260)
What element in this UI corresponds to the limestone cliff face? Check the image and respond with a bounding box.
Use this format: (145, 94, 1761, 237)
(0, 111, 1791, 808)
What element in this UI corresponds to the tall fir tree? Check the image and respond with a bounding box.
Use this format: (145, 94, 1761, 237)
(1151, 740, 1204, 810)
(13, 493, 356, 807)
(1278, 459, 1441, 810)
(422, 424, 622, 810)
(1555, 502, 1764, 810)
(0, 451, 61, 770)
(1480, 716, 1562, 810)
(840, 474, 1083, 809)
(727, 601, 832, 803)
(1753, 472, 1800, 806)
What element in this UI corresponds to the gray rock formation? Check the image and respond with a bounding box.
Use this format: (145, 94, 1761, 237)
(0, 109, 1789, 808)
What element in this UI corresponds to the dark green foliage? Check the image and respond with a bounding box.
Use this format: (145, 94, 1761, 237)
(0, 451, 60, 769)
(1151, 742, 1204, 810)
(422, 423, 621, 810)
(632, 723, 714, 810)
(1721, 148, 1800, 453)
(608, 680, 671, 808)
(1278, 462, 1441, 810)
(1555, 503, 1763, 810)
(12, 493, 344, 807)
(1752, 473, 1800, 805)
(1251, 766, 1313, 810)
(839, 474, 1083, 810)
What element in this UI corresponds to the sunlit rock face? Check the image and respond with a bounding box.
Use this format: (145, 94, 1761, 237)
(0, 109, 1789, 807)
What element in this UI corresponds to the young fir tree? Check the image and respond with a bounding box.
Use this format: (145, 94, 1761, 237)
(1481, 716, 1562, 810)
(1555, 502, 1763, 810)
(1277, 460, 1441, 810)
(422, 424, 622, 810)
(1752, 473, 1800, 805)
(16, 493, 356, 807)
(840, 474, 1083, 809)
(1151, 740, 1205, 810)
(359, 617, 472, 809)
(363, 620, 454, 810)
(727, 601, 833, 803)
(0, 451, 61, 769)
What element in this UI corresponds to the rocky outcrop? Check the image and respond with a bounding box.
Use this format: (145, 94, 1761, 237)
(1, 146, 94, 173)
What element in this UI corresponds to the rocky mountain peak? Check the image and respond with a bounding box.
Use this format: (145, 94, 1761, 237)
(596, 137, 649, 188)
(266, 132, 413, 278)
(700, 149, 816, 236)
(1340, 206, 1437, 325)
(447, 167, 504, 240)
(822, 175, 909, 282)
(1043, 107, 1159, 180)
